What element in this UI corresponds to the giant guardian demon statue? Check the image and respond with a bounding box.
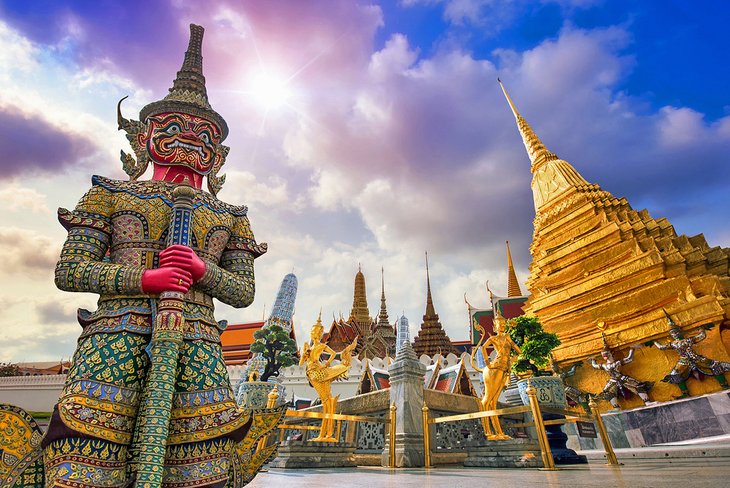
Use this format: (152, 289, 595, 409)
(0, 24, 284, 488)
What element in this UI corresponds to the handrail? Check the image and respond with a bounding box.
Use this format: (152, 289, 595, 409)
(421, 384, 619, 469)
(279, 403, 397, 467)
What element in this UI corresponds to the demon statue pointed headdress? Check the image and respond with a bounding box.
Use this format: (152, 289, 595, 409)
(663, 309, 682, 335)
(117, 24, 230, 195)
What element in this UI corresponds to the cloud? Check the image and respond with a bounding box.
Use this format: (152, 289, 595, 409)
(0, 227, 59, 276)
(0, 3, 727, 362)
(0, 294, 91, 362)
(0, 105, 95, 178)
(401, 0, 601, 28)
(0, 185, 49, 213)
(35, 300, 79, 325)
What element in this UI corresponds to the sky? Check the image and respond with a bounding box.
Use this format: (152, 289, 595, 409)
(0, 0, 728, 362)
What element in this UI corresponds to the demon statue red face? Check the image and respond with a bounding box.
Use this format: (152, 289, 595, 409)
(145, 112, 222, 174)
(117, 24, 230, 194)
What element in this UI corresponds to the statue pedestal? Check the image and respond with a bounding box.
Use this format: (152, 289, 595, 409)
(269, 441, 357, 468)
(543, 413, 587, 464)
(381, 341, 427, 467)
(464, 438, 544, 468)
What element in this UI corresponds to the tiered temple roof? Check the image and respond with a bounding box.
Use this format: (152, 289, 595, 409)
(413, 253, 460, 357)
(500, 80, 730, 403)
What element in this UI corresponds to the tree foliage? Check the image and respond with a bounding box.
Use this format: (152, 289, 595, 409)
(505, 315, 560, 375)
(249, 324, 298, 382)
(0, 361, 20, 377)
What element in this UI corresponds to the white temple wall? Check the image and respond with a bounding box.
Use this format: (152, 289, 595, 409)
(227, 352, 485, 402)
(0, 374, 65, 412)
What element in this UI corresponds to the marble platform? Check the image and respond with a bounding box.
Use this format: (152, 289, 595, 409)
(566, 389, 730, 450)
(269, 442, 357, 468)
(463, 438, 543, 468)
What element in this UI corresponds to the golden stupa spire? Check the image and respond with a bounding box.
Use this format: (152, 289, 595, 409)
(498, 78, 590, 210)
(498, 78, 557, 172)
(506, 240, 523, 297)
(350, 265, 370, 323)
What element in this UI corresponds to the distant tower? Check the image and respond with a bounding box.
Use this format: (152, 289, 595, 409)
(506, 241, 523, 297)
(371, 267, 397, 356)
(266, 273, 298, 333)
(241, 273, 298, 384)
(396, 315, 410, 353)
(350, 264, 371, 326)
(412, 252, 459, 357)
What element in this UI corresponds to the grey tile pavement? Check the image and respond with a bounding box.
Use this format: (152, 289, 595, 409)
(248, 462, 730, 488)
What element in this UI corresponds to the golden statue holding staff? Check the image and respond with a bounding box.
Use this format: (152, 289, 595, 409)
(300, 313, 358, 441)
(470, 309, 521, 440)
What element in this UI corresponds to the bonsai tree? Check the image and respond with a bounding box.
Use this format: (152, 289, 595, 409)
(249, 323, 298, 382)
(505, 315, 560, 376)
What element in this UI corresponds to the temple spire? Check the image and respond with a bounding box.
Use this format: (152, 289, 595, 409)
(506, 241, 523, 297)
(413, 252, 459, 357)
(498, 78, 590, 210)
(425, 252, 436, 317)
(378, 267, 389, 325)
(498, 78, 557, 172)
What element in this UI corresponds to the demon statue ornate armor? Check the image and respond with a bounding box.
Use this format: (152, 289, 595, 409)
(654, 311, 730, 397)
(0, 24, 284, 488)
(590, 335, 653, 409)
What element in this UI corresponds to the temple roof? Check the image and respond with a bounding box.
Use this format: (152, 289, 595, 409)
(220, 321, 265, 365)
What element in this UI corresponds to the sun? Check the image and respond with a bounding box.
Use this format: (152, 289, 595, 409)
(248, 70, 293, 111)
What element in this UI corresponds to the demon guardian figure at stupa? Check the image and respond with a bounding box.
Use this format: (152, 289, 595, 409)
(0, 24, 285, 488)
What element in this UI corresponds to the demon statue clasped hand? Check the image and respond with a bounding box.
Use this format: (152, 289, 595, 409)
(0, 25, 284, 488)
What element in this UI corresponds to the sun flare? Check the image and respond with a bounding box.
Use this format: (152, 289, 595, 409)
(248, 71, 293, 111)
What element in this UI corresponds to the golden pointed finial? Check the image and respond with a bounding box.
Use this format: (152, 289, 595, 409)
(497, 78, 558, 172)
(498, 78, 520, 120)
(425, 252, 436, 317)
(506, 240, 523, 297)
(316, 308, 323, 326)
(486, 281, 494, 302)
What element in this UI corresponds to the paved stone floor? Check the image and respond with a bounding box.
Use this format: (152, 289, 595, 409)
(248, 462, 730, 488)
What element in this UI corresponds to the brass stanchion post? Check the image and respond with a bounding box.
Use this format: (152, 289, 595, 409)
(526, 381, 557, 470)
(389, 403, 397, 468)
(422, 404, 431, 467)
(589, 397, 619, 466)
(256, 387, 280, 451)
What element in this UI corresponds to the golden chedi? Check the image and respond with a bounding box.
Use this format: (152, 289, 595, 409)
(499, 80, 730, 406)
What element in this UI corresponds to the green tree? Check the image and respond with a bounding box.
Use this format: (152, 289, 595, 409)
(0, 361, 20, 377)
(505, 315, 560, 375)
(250, 324, 298, 382)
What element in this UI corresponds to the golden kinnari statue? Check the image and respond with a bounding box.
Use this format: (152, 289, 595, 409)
(470, 309, 521, 440)
(300, 313, 358, 441)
